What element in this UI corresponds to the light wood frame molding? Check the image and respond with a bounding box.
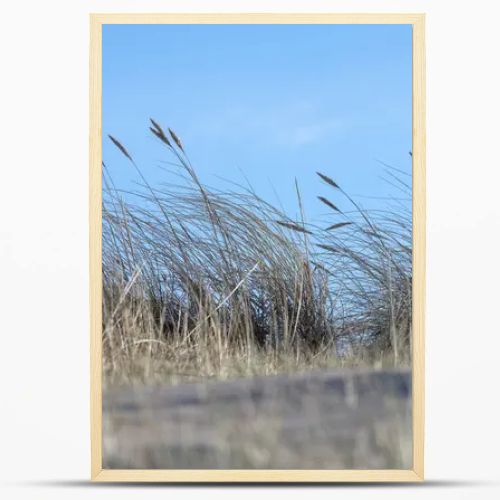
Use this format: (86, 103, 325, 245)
(89, 12, 425, 483)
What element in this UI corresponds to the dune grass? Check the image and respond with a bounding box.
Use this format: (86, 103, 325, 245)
(103, 121, 412, 386)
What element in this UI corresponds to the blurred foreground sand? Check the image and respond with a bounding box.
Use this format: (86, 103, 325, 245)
(103, 369, 411, 469)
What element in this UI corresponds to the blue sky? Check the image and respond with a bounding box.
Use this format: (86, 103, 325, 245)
(103, 24, 412, 221)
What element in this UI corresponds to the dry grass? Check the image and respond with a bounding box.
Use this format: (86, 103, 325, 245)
(103, 121, 412, 386)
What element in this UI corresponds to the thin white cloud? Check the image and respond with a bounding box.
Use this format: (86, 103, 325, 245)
(188, 102, 342, 148)
(283, 119, 341, 146)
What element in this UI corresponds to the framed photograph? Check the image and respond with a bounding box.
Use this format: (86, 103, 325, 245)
(90, 13, 425, 482)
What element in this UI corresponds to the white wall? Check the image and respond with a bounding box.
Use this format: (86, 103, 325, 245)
(1, 1, 499, 498)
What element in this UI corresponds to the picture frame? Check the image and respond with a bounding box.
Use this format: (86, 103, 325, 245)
(89, 12, 425, 482)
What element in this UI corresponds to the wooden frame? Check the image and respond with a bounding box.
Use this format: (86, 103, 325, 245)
(90, 13, 425, 482)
